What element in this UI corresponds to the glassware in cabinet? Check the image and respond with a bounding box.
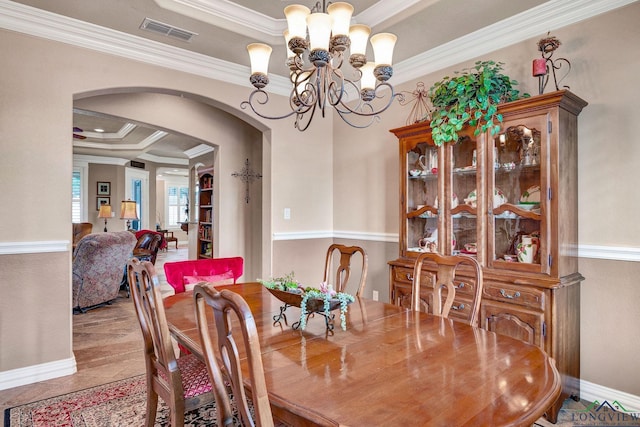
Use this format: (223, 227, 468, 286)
(448, 134, 482, 259)
(406, 140, 439, 254)
(489, 115, 548, 273)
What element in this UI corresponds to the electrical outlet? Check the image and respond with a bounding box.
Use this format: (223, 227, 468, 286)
(284, 208, 291, 220)
(372, 290, 379, 301)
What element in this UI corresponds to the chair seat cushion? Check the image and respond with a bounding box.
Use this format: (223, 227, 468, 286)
(183, 271, 235, 291)
(176, 354, 213, 398)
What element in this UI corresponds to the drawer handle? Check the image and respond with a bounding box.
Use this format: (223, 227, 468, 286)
(500, 289, 521, 299)
(457, 282, 465, 289)
(451, 303, 465, 311)
(406, 273, 414, 281)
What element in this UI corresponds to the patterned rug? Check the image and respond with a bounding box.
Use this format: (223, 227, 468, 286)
(6, 375, 639, 426)
(3, 375, 219, 427)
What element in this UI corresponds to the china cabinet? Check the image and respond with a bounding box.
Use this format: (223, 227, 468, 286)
(388, 90, 587, 423)
(198, 169, 214, 259)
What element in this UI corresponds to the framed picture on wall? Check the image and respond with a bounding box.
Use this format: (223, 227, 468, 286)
(97, 181, 111, 195)
(97, 197, 110, 211)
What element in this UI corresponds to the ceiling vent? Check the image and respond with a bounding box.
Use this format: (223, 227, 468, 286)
(140, 18, 198, 42)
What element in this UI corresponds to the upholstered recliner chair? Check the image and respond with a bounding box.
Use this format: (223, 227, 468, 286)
(133, 230, 164, 264)
(72, 231, 137, 313)
(72, 222, 93, 250)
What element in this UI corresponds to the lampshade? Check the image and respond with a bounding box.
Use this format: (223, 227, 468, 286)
(120, 200, 138, 220)
(360, 62, 377, 90)
(349, 24, 371, 56)
(247, 43, 272, 76)
(284, 4, 310, 39)
(370, 32, 397, 66)
(98, 204, 112, 218)
(307, 13, 332, 52)
(327, 2, 353, 37)
(98, 204, 112, 232)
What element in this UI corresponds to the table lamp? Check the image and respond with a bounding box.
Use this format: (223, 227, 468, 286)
(97, 204, 112, 232)
(120, 200, 139, 231)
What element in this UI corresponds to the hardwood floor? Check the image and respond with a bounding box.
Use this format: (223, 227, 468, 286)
(0, 246, 187, 414)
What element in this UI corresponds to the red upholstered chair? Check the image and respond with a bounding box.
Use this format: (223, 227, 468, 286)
(163, 257, 244, 294)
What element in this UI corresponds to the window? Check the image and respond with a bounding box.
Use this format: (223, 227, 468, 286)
(72, 170, 81, 223)
(72, 161, 88, 222)
(167, 185, 189, 227)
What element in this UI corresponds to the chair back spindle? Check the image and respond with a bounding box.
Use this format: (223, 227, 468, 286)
(411, 252, 483, 326)
(194, 285, 274, 427)
(323, 244, 368, 297)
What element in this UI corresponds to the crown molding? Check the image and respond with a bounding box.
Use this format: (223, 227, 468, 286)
(153, 0, 425, 43)
(154, 0, 286, 44)
(72, 154, 130, 166)
(137, 152, 189, 165)
(0, 0, 291, 95)
(1, 0, 636, 96)
(75, 122, 137, 140)
(394, 0, 638, 84)
(184, 143, 215, 158)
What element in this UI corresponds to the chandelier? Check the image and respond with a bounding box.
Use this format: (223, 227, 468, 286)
(241, 1, 403, 131)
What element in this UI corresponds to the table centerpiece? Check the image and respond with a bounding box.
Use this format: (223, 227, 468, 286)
(258, 272, 354, 332)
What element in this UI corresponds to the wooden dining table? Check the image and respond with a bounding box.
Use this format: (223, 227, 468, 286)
(163, 282, 561, 427)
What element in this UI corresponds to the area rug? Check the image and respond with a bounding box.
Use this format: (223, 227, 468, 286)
(3, 375, 219, 427)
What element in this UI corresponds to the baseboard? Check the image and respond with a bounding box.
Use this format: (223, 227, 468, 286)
(581, 379, 640, 411)
(0, 357, 77, 391)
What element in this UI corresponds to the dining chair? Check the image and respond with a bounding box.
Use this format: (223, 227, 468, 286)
(127, 258, 213, 427)
(411, 252, 484, 326)
(193, 284, 274, 427)
(323, 244, 368, 297)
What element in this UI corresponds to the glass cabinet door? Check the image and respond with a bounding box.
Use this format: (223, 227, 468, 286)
(449, 133, 482, 258)
(489, 114, 549, 273)
(406, 140, 439, 254)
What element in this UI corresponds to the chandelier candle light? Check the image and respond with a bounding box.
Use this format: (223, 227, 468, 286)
(242, 1, 403, 130)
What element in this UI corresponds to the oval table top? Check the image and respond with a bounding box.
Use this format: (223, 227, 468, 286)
(164, 282, 561, 427)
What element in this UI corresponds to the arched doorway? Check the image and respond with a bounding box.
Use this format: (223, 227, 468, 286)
(73, 88, 269, 281)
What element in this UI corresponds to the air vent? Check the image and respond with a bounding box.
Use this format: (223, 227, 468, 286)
(140, 18, 198, 42)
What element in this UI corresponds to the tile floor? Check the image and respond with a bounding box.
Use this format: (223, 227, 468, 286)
(0, 246, 187, 414)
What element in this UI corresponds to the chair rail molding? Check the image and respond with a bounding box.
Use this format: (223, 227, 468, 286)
(0, 241, 69, 255)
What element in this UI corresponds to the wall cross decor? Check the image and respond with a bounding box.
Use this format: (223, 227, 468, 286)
(231, 158, 262, 203)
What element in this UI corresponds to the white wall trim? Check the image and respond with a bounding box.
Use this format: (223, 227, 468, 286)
(0, 241, 69, 255)
(0, 357, 76, 391)
(3, 239, 640, 263)
(581, 379, 640, 411)
(272, 231, 333, 241)
(333, 230, 398, 243)
(0, 0, 634, 95)
(578, 244, 640, 262)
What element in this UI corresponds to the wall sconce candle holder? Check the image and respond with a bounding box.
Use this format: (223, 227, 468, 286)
(532, 33, 571, 95)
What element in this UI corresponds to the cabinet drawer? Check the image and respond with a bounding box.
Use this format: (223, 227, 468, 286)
(392, 266, 477, 297)
(391, 280, 474, 322)
(393, 266, 434, 286)
(482, 283, 545, 310)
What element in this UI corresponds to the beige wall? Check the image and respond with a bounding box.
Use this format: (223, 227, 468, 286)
(1, 1, 639, 398)
(0, 28, 332, 376)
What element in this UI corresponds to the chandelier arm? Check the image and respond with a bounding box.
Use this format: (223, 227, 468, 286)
(241, 90, 302, 121)
(294, 104, 317, 131)
(334, 83, 405, 117)
(326, 66, 347, 107)
(334, 108, 380, 129)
